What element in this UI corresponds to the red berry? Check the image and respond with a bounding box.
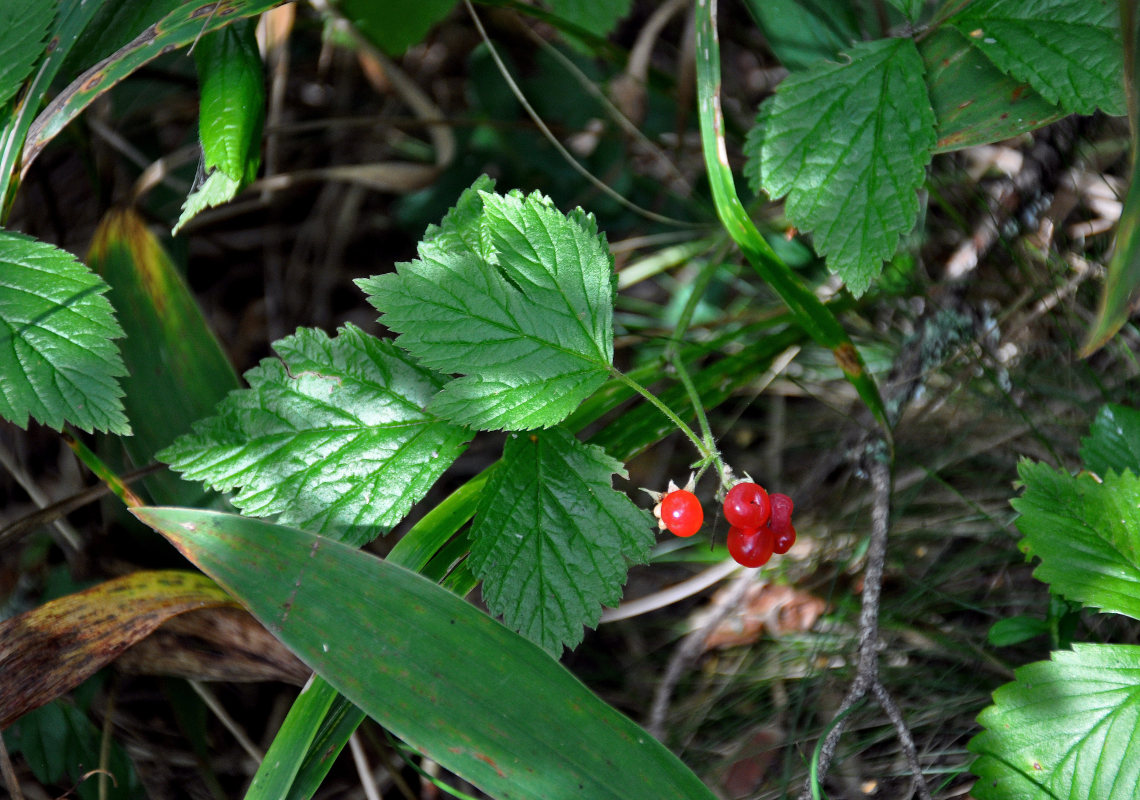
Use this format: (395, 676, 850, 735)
(769, 493, 794, 534)
(727, 525, 775, 568)
(660, 490, 703, 537)
(773, 524, 796, 555)
(723, 481, 770, 529)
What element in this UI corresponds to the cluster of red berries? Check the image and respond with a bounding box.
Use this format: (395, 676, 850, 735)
(650, 479, 796, 568)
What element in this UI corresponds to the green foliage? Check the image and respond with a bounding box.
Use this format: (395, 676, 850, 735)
(7, 700, 143, 800)
(543, 0, 632, 38)
(158, 324, 472, 545)
(746, 38, 935, 296)
(1013, 462, 1140, 621)
(339, 0, 458, 55)
(745, 0, 1124, 295)
(970, 644, 1140, 800)
(133, 507, 718, 800)
(0, 0, 52, 108)
(743, 0, 858, 70)
(468, 428, 652, 654)
(947, 0, 1124, 117)
(358, 181, 615, 431)
(176, 20, 265, 233)
(1082, 403, 1140, 477)
(972, 406, 1140, 798)
(0, 230, 128, 434)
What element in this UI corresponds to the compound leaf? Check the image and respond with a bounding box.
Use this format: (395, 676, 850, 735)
(1013, 460, 1140, 621)
(745, 38, 935, 296)
(158, 324, 472, 545)
(0, 0, 53, 108)
(948, 0, 1124, 117)
(969, 643, 1140, 800)
(358, 183, 615, 431)
(467, 427, 652, 654)
(0, 230, 128, 434)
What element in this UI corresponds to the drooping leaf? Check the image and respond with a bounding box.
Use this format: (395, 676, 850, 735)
(742, 0, 858, 70)
(0, 0, 54, 107)
(0, 571, 232, 728)
(745, 38, 936, 296)
(0, 230, 128, 434)
(157, 324, 472, 545)
(467, 427, 652, 654)
(132, 507, 719, 800)
(969, 643, 1140, 800)
(1012, 460, 1140, 621)
(339, 0, 458, 56)
(1081, 403, 1140, 477)
(358, 184, 615, 431)
(174, 20, 264, 233)
(948, 0, 1125, 117)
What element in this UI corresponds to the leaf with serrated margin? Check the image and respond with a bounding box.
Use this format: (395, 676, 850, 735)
(948, 0, 1124, 117)
(157, 324, 472, 545)
(969, 643, 1140, 800)
(467, 427, 652, 654)
(0, 230, 128, 434)
(1013, 460, 1140, 621)
(0, 0, 53, 107)
(1082, 403, 1140, 477)
(358, 186, 615, 431)
(745, 38, 935, 296)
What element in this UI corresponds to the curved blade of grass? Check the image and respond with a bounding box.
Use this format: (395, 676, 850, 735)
(133, 507, 717, 800)
(1082, 0, 1140, 356)
(693, 0, 890, 436)
(21, 0, 284, 179)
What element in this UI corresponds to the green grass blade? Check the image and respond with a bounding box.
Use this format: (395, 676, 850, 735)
(693, 0, 890, 435)
(133, 507, 717, 800)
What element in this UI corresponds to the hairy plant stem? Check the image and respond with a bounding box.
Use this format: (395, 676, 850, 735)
(611, 369, 724, 478)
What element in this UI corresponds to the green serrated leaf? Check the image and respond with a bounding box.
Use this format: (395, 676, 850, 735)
(0, 0, 54, 108)
(948, 0, 1124, 117)
(358, 184, 615, 431)
(466, 428, 652, 654)
(157, 324, 472, 545)
(745, 38, 936, 296)
(1013, 460, 1140, 621)
(969, 643, 1140, 800)
(1082, 403, 1140, 477)
(0, 230, 128, 434)
(172, 170, 241, 235)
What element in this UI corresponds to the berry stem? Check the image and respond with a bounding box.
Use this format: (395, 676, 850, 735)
(610, 369, 714, 465)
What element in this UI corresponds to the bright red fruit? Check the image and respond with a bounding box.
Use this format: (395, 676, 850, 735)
(723, 481, 771, 529)
(727, 525, 775, 568)
(773, 524, 796, 555)
(660, 490, 703, 537)
(769, 493, 794, 533)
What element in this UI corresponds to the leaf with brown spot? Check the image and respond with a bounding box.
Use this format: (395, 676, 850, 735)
(0, 570, 233, 728)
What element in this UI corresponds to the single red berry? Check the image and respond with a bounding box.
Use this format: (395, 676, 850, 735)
(769, 493, 794, 534)
(772, 523, 796, 555)
(723, 481, 771, 529)
(660, 490, 703, 537)
(727, 525, 775, 568)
